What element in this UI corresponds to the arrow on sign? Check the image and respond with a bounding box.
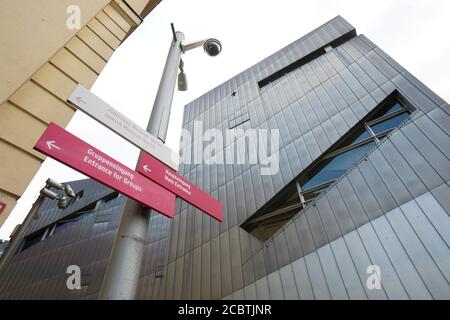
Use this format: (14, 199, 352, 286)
(76, 96, 86, 104)
(34, 123, 176, 218)
(138, 152, 222, 222)
(46, 140, 60, 150)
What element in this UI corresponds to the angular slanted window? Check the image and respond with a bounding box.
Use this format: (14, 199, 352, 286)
(241, 94, 412, 241)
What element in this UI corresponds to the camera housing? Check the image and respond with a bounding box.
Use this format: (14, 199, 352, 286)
(203, 38, 222, 57)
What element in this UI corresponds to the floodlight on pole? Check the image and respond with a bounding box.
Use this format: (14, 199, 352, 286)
(46, 178, 64, 190)
(45, 178, 77, 198)
(40, 187, 68, 209)
(40, 188, 59, 199)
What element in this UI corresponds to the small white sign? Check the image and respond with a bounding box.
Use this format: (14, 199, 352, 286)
(68, 84, 179, 171)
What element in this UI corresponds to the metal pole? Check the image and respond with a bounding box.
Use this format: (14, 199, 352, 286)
(98, 29, 185, 300)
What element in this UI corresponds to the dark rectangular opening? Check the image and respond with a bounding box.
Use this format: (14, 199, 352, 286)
(257, 30, 357, 89)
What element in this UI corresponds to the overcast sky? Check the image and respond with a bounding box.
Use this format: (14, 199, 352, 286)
(1, 0, 449, 239)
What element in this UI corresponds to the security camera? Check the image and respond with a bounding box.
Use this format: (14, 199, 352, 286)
(57, 196, 68, 209)
(64, 184, 77, 198)
(46, 178, 64, 190)
(203, 38, 222, 57)
(40, 188, 59, 200)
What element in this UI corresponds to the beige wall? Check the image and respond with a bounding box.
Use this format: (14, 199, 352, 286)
(0, 0, 161, 228)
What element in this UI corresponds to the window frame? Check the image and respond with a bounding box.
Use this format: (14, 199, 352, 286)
(240, 91, 414, 241)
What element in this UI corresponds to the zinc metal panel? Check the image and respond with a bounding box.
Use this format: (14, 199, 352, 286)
(312, 126, 330, 153)
(336, 179, 370, 228)
(357, 160, 398, 214)
(368, 150, 412, 206)
(254, 250, 267, 281)
(303, 131, 321, 161)
(330, 112, 350, 136)
(294, 68, 313, 94)
(274, 111, 293, 146)
(218, 185, 229, 234)
(431, 183, 450, 216)
(243, 283, 257, 300)
(357, 56, 389, 86)
(201, 242, 211, 299)
(291, 257, 315, 300)
(343, 99, 370, 121)
(371, 215, 432, 299)
(260, 173, 275, 208)
(325, 187, 356, 235)
(267, 271, 285, 300)
(310, 60, 328, 84)
(340, 106, 359, 128)
(263, 242, 278, 275)
(283, 106, 302, 142)
(317, 244, 349, 300)
(315, 195, 342, 242)
(168, 214, 179, 262)
(184, 210, 194, 255)
(391, 74, 438, 113)
(323, 78, 349, 113)
(272, 231, 290, 268)
(191, 246, 202, 299)
(193, 209, 203, 249)
(219, 231, 232, 298)
(330, 238, 367, 300)
(226, 180, 238, 228)
(301, 95, 320, 129)
(173, 257, 184, 300)
(242, 259, 255, 287)
(176, 212, 187, 259)
(294, 213, 315, 255)
(387, 206, 450, 299)
(390, 131, 443, 191)
(357, 223, 409, 299)
(414, 193, 450, 248)
(304, 251, 331, 300)
(255, 276, 270, 300)
(290, 100, 311, 135)
(331, 74, 358, 106)
(277, 148, 293, 187)
(210, 236, 221, 299)
(164, 261, 175, 299)
(346, 168, 383, 221)
(229, 226, 244, 292)
(402, 123, 450, 182)
(379, 139, 427, 198)
(316, 85, 339, 117)
(284, 222, 303, 262)
(415, 115, 450, 160)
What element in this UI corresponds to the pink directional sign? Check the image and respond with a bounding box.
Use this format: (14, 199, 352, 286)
(138, 152, 222, 222)
(34, 123, 175, 218)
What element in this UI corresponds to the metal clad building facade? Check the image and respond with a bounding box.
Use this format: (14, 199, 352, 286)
(0, 16, 449, 299)
(139, 16, 450, 300)
(0, 179, 126, 299)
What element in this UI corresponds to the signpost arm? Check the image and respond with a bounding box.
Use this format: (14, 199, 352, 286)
(98, 29, 185, 300)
